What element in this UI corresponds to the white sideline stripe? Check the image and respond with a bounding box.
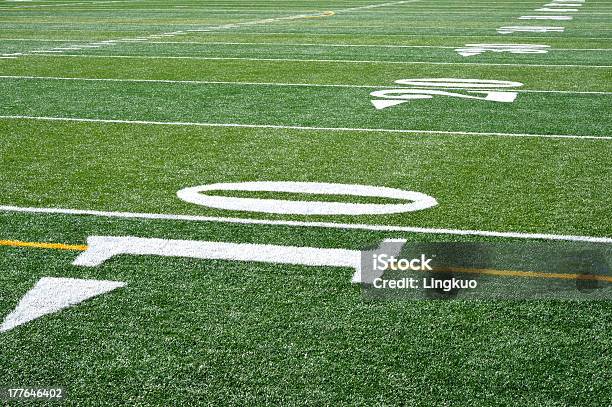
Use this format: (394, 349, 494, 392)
(0, 75, 609, 96)
(3, 39, 612, 52)
(193, 33, 612, 40)
(24, 54, 612, 68)
(2, 31, 607, 41)
(0, 205, 610, 244)
(0, 115, 610, 141)
(147, 41, 612, 52)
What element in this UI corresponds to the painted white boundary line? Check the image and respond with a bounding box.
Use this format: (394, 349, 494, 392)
(133, 41, 612, 52)
(0, 115, 609, 140)
(4, 38, 612, 52)
(0, 205, 610, 244)
(335, 0, 420, 12)
(1, 31, 606, 41)
(3, 0, 423, 59)
(28, 54, 612, 68)
(1, 75, 609, 95)
(0, 0, 143, 8)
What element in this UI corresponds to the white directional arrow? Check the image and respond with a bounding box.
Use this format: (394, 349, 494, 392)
(0, 277, 125, 332)
(371, 99, 411, 110)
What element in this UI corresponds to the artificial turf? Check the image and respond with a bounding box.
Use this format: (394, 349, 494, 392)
(0, 0, 611, 405)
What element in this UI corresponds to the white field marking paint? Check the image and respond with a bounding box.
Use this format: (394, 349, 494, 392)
(518, 15, 573, 20)
(73, 236, 406, 284)
(0, 115, 610, 141)
(370, 89, 517, 109)
(0, 76, 610, 96)
(0, 277, 125, 332)
(536, 8, 579, 11)
(205, 32, 612, 40)
(455, 44, 550, 56)
(2, 6, 337, 59)
(543, 2, 583, 5)
(0, 0, 143, 8)
(497, 26, 565, 34)
(394, 79, 523, 88)
(371, 79, 521, 109)
(334, 0, 420, 12)
(176, 182, 437, 215)
(149, 40, 456, 49)
(27, 54, 612, 68)
(105, 42, 612, 52)
(4, 30, 605, 41)
(5, 39, 612, 52)
(1, 205, 611, 244)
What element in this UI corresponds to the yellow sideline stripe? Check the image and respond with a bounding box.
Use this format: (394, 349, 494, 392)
(303, 11, 335, 18)
(0, 239, 87, 251)
(435, 267, 612, 283)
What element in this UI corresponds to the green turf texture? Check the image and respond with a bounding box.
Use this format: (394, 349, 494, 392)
(0, 0, 611, 405)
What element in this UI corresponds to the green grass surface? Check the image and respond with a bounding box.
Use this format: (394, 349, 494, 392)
(0, 0, 611, 405)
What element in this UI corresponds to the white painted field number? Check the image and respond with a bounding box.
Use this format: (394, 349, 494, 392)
(371, 78, 523, 110)
(497, 26, 565, 34)
(455, 44, 550, 57)
(177, 181, 438, 215)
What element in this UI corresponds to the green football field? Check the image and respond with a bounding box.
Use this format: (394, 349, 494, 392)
(1, 0, 611, 405)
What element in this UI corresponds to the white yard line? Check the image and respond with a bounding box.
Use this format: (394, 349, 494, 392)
(0, 0, 143, 8)
(25, 53, 612, 68)
(3, 38, 612, 52)
(143, 41, 612, 52)
(1, 30, 607, 41)
(334, 0, 420, 12)
(0, 115, 609, 141)
(0, 75, 609, 95)
(0, 3, 342, 57)
(0, 204, 610, 244)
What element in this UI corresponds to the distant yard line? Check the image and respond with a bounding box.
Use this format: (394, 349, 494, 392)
(1, 76, 609, 96)
(200, 32, 612, 41)
(0, 115, 609, 141)
(1, 31, 608, 41)
(3, 0, 421, 59)
(2, 38, 612, 52)
(5, 22, 612, 30)
(0, 205, 610, 244)
(1, 0, 421, 12)
(138, 41, 612, 52)
(5, 8, 612, 14)
(0, 0, 144, 8)
(334, 0, 420, 12)
(30, 54, 612, 68)
(0, 0, 419, 10)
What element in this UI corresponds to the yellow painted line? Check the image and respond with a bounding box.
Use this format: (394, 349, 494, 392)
(0, 239, 87, 251)
(303, 10, 335, 19)
(435, 266, 612, 283)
